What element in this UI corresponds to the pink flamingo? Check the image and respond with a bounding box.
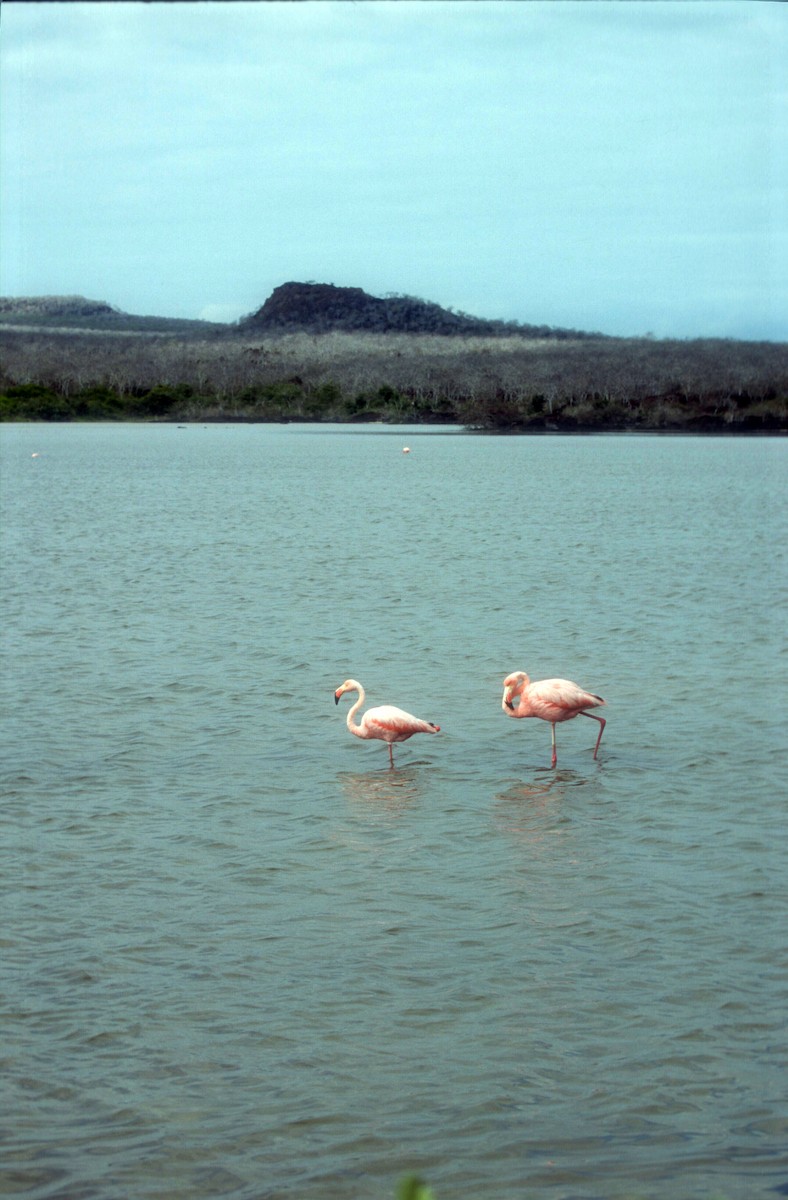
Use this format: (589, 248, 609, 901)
(334, 679, 440, 767)
(502, 670, 606, 768)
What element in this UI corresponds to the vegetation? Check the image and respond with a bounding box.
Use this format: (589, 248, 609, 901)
(1, 326, 785, 431)
(1, 290, 785, 431)
(397, 1176, 435, 1200)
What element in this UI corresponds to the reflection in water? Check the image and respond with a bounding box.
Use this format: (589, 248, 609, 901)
(493, 773, 586, 848)
(337, 768, 423, 813)
(3, 427, 783, 1200)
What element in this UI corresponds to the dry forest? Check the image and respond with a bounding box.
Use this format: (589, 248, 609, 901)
(1, 285, 785, 432)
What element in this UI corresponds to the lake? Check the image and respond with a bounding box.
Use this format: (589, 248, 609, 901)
(1, 422, 786, 1200)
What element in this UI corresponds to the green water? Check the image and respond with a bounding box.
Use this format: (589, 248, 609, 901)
(1, 423, 786, 1199)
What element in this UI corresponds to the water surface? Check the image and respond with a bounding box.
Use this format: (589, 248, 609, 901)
(1, 423, 786, 1199)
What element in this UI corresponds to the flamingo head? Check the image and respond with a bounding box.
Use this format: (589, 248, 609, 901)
(334, 679, 362, 705)
(502, 671, 529, 711)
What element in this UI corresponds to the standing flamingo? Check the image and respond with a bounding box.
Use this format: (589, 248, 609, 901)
(334, 679, 440, 767)
(502, 670, 606, 767)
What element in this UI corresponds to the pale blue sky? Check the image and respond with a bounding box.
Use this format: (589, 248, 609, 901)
(1, 1, 785, 338)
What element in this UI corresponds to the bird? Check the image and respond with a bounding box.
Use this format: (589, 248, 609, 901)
(334, 679, 440, 767)
(502, 670, 606, 768)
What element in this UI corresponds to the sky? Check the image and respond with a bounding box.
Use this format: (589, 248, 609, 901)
(1, 1, 786, 340)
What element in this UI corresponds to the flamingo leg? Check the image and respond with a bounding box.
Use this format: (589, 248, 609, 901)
(550, 723, 557, 768)
(388, 743, 394, 768)
(579, 711, 606, 759)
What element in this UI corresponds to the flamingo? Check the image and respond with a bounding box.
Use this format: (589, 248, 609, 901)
(502, 670, 606, 768)
(334, 679, 440, 767)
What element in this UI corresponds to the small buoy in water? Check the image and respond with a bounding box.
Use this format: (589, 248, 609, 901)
(402, 446, 411, 454)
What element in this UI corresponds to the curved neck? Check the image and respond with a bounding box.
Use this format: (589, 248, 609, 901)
(346, 685, 366, 735)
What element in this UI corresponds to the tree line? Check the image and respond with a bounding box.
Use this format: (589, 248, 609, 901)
(1, 328, 785, 431)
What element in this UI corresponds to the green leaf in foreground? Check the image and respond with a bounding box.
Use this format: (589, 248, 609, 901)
(397, 1175, 436, 1200)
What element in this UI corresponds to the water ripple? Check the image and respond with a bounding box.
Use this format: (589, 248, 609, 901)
(1, 425, 785, 1199)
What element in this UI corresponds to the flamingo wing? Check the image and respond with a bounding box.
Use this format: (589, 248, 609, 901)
(530, 678, 605, 717)
(362, 705, 439, 742)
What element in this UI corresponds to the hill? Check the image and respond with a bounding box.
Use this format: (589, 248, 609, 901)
(0, 285, 603, 340)
(0, 295, 228, 337)
(1, 286, 784, 431)
(237, 281, 598, 338)
(0, 295, 120, 320)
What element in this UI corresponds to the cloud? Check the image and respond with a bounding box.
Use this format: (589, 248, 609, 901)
(1, 0, 785, 337)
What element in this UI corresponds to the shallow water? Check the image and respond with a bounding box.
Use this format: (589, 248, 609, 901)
(1, 422, 786, 1200)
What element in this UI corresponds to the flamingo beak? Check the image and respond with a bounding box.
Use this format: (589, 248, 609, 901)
(334, 690, 341, 705)
(504, 699, 514, 710)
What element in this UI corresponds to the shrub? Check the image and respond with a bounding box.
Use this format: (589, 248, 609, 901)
(71, 385, 124, 418)
(0, 382, 70, 420)
(134, 384, 191, 416)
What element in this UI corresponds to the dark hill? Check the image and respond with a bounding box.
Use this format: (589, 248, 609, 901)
(239, 282, 484, 334)
(238, 282, 596, 338)
(0, 286, 604, 339)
